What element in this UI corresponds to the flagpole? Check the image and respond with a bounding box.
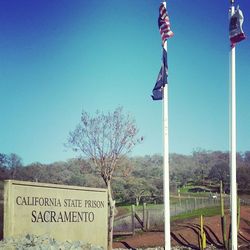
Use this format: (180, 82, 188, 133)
(163, 45, 171, 250)
(229, 1, 238, 249)
(162, 2, 171, 248)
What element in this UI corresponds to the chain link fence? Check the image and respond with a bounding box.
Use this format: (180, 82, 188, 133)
(114, 196, 234, 233)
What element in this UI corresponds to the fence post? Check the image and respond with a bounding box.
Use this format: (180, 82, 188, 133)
(143, 203, 146, 230)
(146, 210, 150, 230)
(179, 195, 182, 207)
(131, 205, 135, 235)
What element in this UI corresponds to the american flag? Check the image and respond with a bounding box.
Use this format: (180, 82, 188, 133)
(152, 2, 173, 100)
(158, 2, 174, 45)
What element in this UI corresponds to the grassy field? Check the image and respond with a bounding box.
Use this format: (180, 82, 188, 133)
(171, 206, 221, 221)
(116, 202, 221, 219)
(116, 204, 164, 217)
(115, 203, 222, 232)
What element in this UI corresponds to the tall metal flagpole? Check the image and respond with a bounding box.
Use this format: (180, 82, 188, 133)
(163, 45, 171, 249)
(162, 2, 171, 249)
(229, 0, 237, 249)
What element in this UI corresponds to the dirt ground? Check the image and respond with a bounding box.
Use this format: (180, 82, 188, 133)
(113, 206, 250, 249)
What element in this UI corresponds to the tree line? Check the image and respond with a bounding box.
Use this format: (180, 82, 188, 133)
(1, 150, 250, 203)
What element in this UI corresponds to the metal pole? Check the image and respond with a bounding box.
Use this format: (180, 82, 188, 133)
(229, 2, 238, 249)
(163, 70, 171, 250)
(162, 1, 171, 244)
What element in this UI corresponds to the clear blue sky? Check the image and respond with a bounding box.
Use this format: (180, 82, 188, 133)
(1, 0, 250, 165)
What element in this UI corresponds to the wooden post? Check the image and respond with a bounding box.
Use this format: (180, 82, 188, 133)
(143, 203, 146, 230)
(185, 199, 188, 213)
(131, 205, 135, 235)
(220, 181, 228, 249)
(146, 210, 150, 231)
(237, 197, 240, 231)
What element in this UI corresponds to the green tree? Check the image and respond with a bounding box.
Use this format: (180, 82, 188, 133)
(170, 153, 195, 186)
(243, 151, 250, 167)
(237, 166, 250, 191)
(208, 152, 229, 186)
(0, 153, 9, 180)
(124, 177, 153, 206)
(208, 162, 229, 184)
(17, 162, 44, 182)
(192, 149, 213, 185)
(0, 153, 22, 180)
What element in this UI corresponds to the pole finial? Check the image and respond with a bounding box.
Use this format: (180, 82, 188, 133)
(230, 0, 235, 4)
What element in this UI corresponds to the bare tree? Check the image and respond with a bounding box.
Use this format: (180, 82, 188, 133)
(66, 107, 142, 249)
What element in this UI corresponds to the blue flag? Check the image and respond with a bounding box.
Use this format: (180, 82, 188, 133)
(151, 48, 168, 100)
